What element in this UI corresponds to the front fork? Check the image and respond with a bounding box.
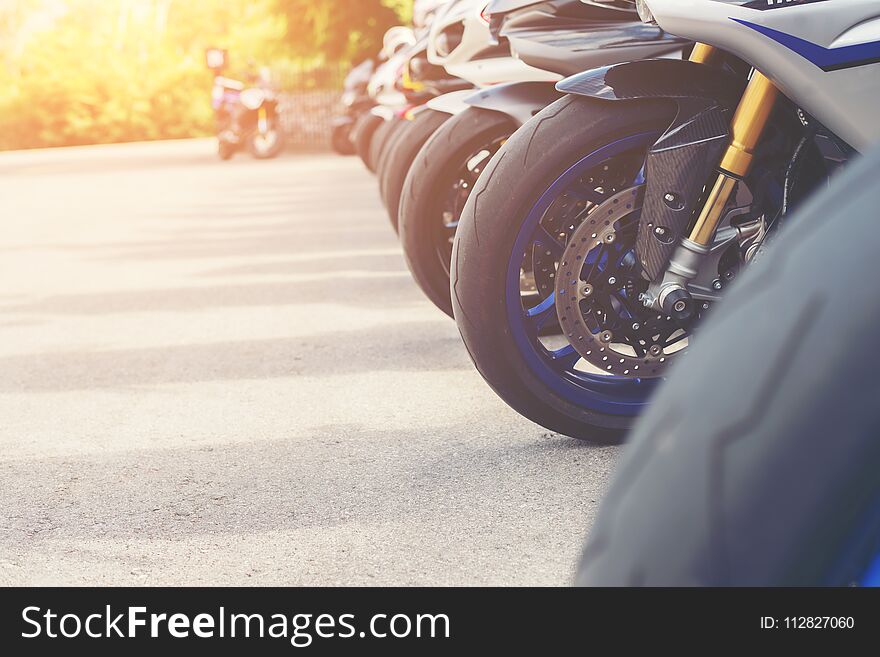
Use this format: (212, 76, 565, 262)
(653, 45, 779, 317)
(689, 47, 779, 247)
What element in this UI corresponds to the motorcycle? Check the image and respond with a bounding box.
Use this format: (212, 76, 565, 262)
(373, 36, 475, 191)
(212, 68, 285, 161)
(399, 0, 687, 316)
(331, 58, 376, 156)
(451, 0, 876, 441)
(351, 27, 418, 171)
(380, 0, 566, 235)
(577, 144, 880, 586)
(353, 3, 455, 172)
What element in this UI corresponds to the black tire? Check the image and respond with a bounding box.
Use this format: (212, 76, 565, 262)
(353, 112, 384, 172)
(400, 107, 515, 316)
(451, 96, 675, 442)
(380, 108, 451, 232)
(332, 122, 356, 155)
(375, 117, 413, 202)
(218, 139, 235, 161)
(577, 146, 880, 586)
(368, 117, 402, 179)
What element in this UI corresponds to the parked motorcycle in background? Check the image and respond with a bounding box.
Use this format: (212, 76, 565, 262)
(207, 48, 285, 161)
(382, 0, 563, 236)
(331, 58, 376, 155)
(349, 8, 451, 172)
(451, 0, 875, 441)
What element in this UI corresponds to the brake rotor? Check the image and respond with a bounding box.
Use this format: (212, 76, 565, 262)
(532, 159, 637, 297)
(554, 185, 689, 379)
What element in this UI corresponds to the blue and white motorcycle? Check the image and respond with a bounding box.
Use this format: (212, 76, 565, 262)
(452, 0, 879, 442)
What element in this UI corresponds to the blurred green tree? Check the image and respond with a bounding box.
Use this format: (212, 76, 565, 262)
(278, 0, 412, 64)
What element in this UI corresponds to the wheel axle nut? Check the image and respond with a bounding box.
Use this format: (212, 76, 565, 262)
(659, 286, 694, 321)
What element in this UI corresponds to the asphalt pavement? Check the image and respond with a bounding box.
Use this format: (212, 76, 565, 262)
(0, 139, 617, 585)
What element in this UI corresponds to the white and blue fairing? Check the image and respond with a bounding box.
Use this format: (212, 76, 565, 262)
(647, 0, 880, 149)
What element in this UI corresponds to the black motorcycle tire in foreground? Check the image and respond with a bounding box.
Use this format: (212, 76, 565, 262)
(353, 112, 384, 172)
(379, 108, 450, 233)
(451, 96, 675, 441)
(401, 107, 516, 316)
(577, 147, 880, 586)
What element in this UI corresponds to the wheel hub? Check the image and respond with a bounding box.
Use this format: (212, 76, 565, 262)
(554, 185, 692, 379)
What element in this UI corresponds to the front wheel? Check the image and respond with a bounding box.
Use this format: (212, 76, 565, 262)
(451, 96, 677, 442)
(399, 107, 515, 317)
(331, 121, 356, 155)
(218, 138, 236, 161)
(379, 108, 450, 232)
(249, 122, 285, 159)
(353, 112, 384, 171)
(369, 117, 405, 180)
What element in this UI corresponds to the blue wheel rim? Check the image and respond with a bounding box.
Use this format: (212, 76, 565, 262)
(505, 132, 660, 417)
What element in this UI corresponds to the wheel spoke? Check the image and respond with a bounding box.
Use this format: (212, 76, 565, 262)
(592, 296, 626, 331)
(524, 292, 558, 333)
(568, 187, 605, 206)
(634, 164, 646, 185)
(664, 331, 689, 349)
(533, 225, 565, 259)
(582, 243, 608, 280)
(611, 291, 642, 320)
(547, 344, 580, 371)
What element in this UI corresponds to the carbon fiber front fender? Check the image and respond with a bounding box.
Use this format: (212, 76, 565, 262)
(464, 80, 564, 127)
(557, 59, 748, 280)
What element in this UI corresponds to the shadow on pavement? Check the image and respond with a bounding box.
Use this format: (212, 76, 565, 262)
(0, 319, 467, 392)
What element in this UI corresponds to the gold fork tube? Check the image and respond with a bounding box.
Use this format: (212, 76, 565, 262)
(689, 175, 738, 245)
(719, 71, 779, 176)
(688, 71, 779, 246)
(688, 43, 717, 64)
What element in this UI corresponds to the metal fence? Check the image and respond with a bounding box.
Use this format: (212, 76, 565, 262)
(274, 65, 347, 150)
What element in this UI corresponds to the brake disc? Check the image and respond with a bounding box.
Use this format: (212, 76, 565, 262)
(554, 186, 689, 379)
